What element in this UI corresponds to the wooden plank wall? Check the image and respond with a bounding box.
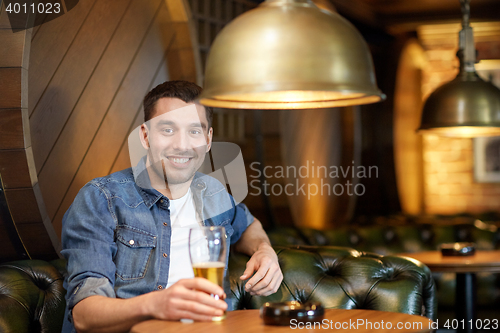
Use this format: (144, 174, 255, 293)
(30, 0, 200, 237)
(0, 1, 59, 261)
(0, 0, 200, 260)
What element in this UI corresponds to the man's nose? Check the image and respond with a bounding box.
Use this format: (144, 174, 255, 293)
(171, 131, 190, 150)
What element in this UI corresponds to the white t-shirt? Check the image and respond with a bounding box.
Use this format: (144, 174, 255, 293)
(166, 188, 202, 289)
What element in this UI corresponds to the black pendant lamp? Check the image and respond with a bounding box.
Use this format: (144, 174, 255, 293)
(418, 0, 500, 137)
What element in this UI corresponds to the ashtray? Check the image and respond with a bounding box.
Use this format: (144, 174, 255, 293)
(260, 301, 324, 326)
(440, 242, 476, 256)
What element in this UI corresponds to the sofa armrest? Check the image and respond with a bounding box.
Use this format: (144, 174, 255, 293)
(0, 260, 66, 333)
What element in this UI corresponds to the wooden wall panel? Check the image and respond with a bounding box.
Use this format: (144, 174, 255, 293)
(4, 184, 48, 224)
(28, 0, 97, 115)
(0, 4, 59, 261)
(0, 28, 30, 68)
(30, 0, 131, 172)
(31, 12, 49, 39)
(16, 222, 58, 258)
(0, 0, 199, 259)
(26, 0, 199, 238)
(0, 224, 19, 261)
(0, 148, 37, 189)
(0, 109, 30, 149)
(3, 183, 59, 259)
(0, 68, 27, 109)
(50, 4, 175, 232)
(166, 48, 197, 82)
(109, 111, 144, 176)
(108, 60, 170, 175)
(37, 0, 163, 223)
(53, 59, 171, 232)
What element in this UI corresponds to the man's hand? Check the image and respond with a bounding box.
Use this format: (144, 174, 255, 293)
(147, 278, 227, 321)
(239, 243, 283, 296)
(72, 278, 227, 333)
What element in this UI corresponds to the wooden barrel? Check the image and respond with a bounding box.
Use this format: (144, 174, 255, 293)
(393, 39, 426, 215)
(0, 0, 200, 261)
(280, 106, 362, 230)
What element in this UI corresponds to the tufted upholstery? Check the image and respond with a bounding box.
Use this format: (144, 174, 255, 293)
(267, 222, 500, 317)
(228, 246, 436, 320)
(0, 260, 66, 333)
(0, 246, 436, 332)
(268, 223, 500, 253)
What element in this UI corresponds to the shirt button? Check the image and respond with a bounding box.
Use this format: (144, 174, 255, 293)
(163, 253, 168, 258)
(129, 240, 135, 245)
(157, 285, 163, 290)
(160, 199, 164, 204)
(163, 222, 168, 226)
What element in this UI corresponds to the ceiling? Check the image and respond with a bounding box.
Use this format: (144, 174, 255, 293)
(329, 0, 500, 31)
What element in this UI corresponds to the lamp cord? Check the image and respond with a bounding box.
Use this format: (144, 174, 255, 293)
(460, 0, 470, 29)
(458, 0, 476, 72)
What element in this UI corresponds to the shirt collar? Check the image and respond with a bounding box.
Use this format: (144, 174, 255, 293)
(133, 157, 165, 209)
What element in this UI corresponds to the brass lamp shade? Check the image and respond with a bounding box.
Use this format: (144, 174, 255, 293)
(418, 0, 500, 137)
(198, 0, 385, 109)
(419, 71, 500, 137)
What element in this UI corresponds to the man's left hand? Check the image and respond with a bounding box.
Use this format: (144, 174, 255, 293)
(239, 243, 283, 296)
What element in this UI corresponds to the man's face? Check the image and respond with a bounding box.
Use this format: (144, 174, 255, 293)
(140, 98, 212, 188)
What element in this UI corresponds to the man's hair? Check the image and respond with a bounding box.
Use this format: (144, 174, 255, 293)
(143, 80, 213, 128)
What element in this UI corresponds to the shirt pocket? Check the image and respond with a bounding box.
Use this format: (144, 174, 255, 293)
(115, 226, 157, 280)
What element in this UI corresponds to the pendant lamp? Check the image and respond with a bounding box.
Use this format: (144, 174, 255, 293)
(198, 0, 385, 109)
(418, 0, 500, 137)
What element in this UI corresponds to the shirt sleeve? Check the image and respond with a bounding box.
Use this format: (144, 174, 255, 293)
(60, 181, 118, 315)
(229, 201, 255, 244)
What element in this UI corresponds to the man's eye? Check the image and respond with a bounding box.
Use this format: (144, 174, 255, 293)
(163, 128, 173, 133)
(191, 129, 202, 135)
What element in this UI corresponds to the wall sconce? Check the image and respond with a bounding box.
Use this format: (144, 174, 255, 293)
(198, 0, 385, 109)
(418, 0, 500, 137)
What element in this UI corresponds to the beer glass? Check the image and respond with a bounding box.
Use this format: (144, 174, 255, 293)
(188, 226, 227, 321)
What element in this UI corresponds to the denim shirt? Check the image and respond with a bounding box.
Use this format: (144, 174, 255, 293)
(60, 166, 253, 333)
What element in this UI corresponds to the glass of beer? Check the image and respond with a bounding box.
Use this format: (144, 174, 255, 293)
(188, 226, 227, 321)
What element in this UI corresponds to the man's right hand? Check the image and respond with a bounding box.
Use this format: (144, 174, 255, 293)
(145, 278, 227, 321)
(72, 278, 227, 333)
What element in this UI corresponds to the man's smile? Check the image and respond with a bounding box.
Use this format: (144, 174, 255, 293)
(165, 156, 194, 167)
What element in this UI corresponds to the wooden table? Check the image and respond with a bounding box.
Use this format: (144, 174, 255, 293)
(131, 309, 433, 333)
(398, 250, 500, 333)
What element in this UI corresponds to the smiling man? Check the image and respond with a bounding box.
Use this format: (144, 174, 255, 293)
(140, 99, 210, 199)
(61, 80, 282, 333)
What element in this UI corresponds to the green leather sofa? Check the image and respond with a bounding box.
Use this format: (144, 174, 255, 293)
(0, 246, 435, 332)
(267, 218, 500, 322)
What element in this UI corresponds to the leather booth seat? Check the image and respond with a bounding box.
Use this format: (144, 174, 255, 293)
(267, 220, 500, 321)
(0, 246, 436, 333)
(229, 246, 436, 319)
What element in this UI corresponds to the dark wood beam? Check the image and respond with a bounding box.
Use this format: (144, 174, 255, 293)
(383, 3, 500, 32)
(330, 0, 380, 28)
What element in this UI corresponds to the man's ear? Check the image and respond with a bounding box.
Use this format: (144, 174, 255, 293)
(139, 124, 150, 150)
(206, 127, 213, 152)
